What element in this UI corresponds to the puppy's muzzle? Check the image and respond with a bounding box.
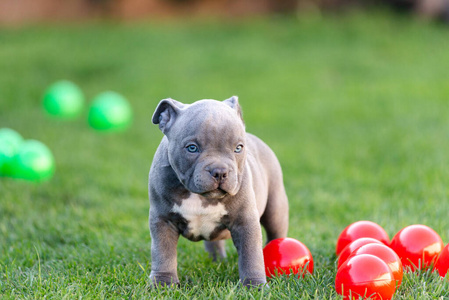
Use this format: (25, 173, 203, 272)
(210, 167, 229, 184)
(193, 164, 236, 199)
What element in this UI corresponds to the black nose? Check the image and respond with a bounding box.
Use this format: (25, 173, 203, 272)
(210, 167, 228, 183)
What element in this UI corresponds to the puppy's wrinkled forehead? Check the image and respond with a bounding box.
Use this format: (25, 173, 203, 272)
(176, 100, 245, 139)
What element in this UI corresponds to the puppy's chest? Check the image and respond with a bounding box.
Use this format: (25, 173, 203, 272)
(170, 194, 228, 241)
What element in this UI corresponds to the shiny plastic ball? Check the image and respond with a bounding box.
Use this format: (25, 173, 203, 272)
(347, 243, 403, 287)
(336, 221, 390, 256)
(42, 80, 85, 118)
(335, 254, 396, 300)
(263, 237, 313, 277)
(337, 237, 383, 269)
(11, 140, 55, 181)
(87, 91, 132, 131)
(0, 128, 23, 150)
(0, 128, 23, 176)
(434, 243, 449, 278)
(390, 224, 443, 271)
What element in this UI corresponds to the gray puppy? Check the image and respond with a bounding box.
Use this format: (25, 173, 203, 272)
(148, 96, 289, 287)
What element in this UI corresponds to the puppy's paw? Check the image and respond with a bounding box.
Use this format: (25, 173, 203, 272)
(240, 278, 268, 289)
(149, 272, 180, 288)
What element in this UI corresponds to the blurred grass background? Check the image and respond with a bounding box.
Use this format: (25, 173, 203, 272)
(1, 9, 449, 298)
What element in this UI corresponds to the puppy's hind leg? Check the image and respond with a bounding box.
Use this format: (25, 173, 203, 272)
(204, 240, 227, 261)
(260, 184, 289, 244)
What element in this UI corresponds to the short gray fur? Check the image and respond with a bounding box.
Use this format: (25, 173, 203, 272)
(148, 96, 289, 287)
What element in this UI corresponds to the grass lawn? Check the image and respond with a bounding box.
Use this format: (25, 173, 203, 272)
(1, 9, 449, 299)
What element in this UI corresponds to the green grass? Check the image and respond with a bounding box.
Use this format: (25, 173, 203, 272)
(1, 9, 449, 299)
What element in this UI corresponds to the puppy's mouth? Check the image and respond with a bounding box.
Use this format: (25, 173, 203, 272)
(200, 188, 228, 199)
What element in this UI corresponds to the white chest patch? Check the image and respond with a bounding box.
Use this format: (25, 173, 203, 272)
(171, 194, 228, 240)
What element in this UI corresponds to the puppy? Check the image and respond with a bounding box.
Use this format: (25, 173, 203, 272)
(148, 96, 288, 287)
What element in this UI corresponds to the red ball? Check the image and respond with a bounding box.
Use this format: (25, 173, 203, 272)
(347, 243, 403, 287)
(337, 237, 383, 269)
(433, 243, 449, 277)
(336, 221, 390, 256)
(390, 224, 443, 271)
(263, 238, 313, 277)
(335, 254, 396, 300)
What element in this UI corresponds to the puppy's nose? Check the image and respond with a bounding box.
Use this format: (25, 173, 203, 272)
(210, 167, 228, 183)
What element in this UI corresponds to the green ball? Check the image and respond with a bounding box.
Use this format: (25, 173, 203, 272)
(0, 140, 15, 177)
(0, 128, 23, 150)
(87, 91, 133, 131)
(12, 140, 55, 181)
(0, 128, 23, 176)
(42, 80, 85, 118)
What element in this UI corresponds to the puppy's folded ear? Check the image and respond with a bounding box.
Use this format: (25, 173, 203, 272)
(223, 96, 244, 123)
(152, 98, 185, 134)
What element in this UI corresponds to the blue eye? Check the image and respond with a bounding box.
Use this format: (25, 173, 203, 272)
(235, 144, 243, 153)
(186, 144, 199, 153)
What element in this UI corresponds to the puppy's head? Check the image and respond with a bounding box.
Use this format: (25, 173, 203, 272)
(152, 96, 246, 199)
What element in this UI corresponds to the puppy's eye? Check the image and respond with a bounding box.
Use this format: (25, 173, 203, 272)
(186, 144, 199, 153)
(235, 144, 244, 153)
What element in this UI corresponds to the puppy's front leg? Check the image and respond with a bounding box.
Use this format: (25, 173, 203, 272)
(230, 211, 267, 287)
(149, 217, 180, 287)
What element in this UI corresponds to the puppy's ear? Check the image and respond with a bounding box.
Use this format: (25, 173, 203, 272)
(223, 96, 244, 122)
(152, 98, 185, 134)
